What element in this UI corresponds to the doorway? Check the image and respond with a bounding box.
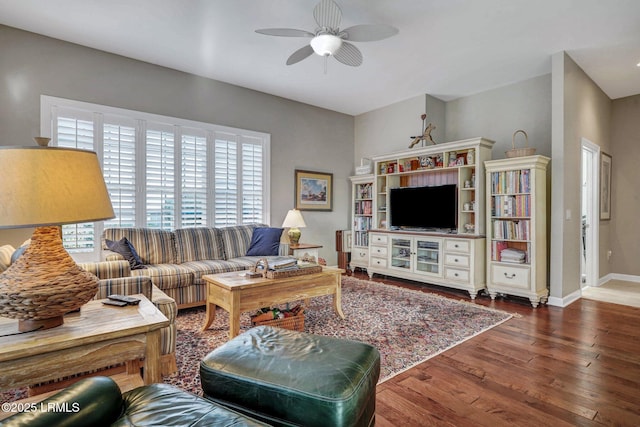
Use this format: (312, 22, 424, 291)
(581, 138, 599, 288)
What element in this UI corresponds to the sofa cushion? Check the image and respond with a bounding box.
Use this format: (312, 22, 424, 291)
(246, 227, 283, 256)
(103, 228, 176, 265)
(174, 227, 224, 264)
(219, 224, 262, 260)
(132, 263, 195, 290)
(105, 237, 146, 270)
(0, 244, 15, 273)
(181, 260, 250, 285)
(78, 259, 132, 280)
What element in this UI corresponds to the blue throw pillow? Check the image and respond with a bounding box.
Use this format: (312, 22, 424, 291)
(105, 237, 146, 270)
(246, 227, 283, 256)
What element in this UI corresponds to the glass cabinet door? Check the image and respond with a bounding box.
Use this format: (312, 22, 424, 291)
(390, 238, 411, 270)
(416, 239, 440, 275)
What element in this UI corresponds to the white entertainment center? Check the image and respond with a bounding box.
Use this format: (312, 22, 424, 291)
(350, 138, 496, 300)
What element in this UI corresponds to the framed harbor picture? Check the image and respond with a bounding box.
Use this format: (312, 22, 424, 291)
(295, 169, 333, 211)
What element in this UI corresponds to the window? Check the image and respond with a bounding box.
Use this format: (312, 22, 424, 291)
(42, 96, 270, 260)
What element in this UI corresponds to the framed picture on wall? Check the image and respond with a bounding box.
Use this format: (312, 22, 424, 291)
(295, 169, 333, 211)
(600, 152, 612, 220)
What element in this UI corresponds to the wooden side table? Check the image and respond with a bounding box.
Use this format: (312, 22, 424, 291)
(0, 295, 168, 394)
(289, 243, 323, 263)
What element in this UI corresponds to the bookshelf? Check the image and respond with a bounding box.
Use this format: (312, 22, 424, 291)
(349, 174, 374, 271)
(485, 155, 550, 307)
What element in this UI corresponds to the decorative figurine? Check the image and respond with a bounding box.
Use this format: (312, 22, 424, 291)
(409, 114, 436, 148)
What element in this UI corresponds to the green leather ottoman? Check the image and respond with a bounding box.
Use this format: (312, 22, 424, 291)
(200, 326, 381, 427)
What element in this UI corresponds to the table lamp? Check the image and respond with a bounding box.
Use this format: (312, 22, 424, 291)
(282, 209, 306, 245)
(0, 144, 115, 332)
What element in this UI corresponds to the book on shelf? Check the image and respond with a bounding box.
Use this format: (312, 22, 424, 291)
(492, 219, 530, 240)
(491, 169, 531, 194)
(492, 195, 530, 217)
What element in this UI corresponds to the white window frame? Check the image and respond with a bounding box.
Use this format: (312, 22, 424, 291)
(40, 95, 271, 261)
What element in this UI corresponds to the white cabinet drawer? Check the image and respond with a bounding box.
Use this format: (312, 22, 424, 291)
(491, 264, 530, 289)
(351, 248, 369, 263)
(369, 257, 387, 268)
(444, 253, 470, 268)
(370, 234, 388, 246)
(444, 239, 470, 253)
(445, 268, 470, 282)
(370, 245, 388, 257)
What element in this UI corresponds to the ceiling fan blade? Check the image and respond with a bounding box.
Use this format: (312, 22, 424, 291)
(286, 45, 315, 65)
(333, 42, 362, 67)
(313, 0, 341, 30)
(340, 24, 399, 42)
(256, 28, 315, 37)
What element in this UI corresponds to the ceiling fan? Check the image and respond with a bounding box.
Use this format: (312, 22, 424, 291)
(256, 0, 398, 68)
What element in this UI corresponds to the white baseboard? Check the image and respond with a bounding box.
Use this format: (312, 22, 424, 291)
(596, 273, 640, 286)
(548, 288, 581, 307)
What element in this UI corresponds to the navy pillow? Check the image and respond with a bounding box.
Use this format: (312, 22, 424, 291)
(246, 227, 283, 256)
(105, 237, 145, 270)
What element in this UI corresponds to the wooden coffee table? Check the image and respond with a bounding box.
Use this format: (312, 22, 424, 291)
(0, 295, 169, 393)
(202, 266, 345, 338)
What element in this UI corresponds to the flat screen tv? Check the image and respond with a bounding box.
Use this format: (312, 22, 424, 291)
(389, 184, 457, 230)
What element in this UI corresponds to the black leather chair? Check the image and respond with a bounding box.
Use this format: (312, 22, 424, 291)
(0, 376, 269, 427)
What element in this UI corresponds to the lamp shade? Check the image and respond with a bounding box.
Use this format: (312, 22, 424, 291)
(282, 209, 307, 228)
(0, 146, 115, 228)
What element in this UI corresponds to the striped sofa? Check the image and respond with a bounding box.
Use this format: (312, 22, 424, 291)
(101, 224, 289, 310)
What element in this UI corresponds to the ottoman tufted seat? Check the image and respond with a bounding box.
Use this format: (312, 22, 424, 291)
(200, 326, 381, 427)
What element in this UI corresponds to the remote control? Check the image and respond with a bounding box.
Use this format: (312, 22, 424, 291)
(103, 299, 128, 307)
(108, 294, 141, 305)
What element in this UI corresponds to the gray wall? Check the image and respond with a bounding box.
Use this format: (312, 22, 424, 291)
(354, 75, 552, 163)
(445, 74, 552, 158)
(550, 52, 611, 302)
(0, 25, 354, 263)
(610, 95, 640, 276)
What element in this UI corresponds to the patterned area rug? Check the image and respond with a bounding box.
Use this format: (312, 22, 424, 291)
(164, 276, 513, 395)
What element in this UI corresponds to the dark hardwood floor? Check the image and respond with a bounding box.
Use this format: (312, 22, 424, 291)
(349, 271, 640, 427)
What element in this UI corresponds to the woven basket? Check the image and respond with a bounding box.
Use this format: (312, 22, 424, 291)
(251, 312, 305, 332)
(505, 129, 536, 158)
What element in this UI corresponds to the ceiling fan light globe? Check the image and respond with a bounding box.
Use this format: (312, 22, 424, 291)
(310, 34, 342, 56)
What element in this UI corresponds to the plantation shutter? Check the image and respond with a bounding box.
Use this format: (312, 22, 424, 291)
(214, 134, 238, 226)
(146, 127, 176, 230)
(103, 120, 137, 228)
(181, 131, 208, 227)
(241, 138, 264, 224)
(56, 114, 97, 253)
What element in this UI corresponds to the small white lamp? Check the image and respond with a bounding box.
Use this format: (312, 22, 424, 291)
(282, 209, 306, 245)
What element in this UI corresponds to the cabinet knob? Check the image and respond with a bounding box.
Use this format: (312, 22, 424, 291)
(454, 244, 459, 248)
(454, 273, 459, 277)
(454, 258, 459, 262)
(504, 272, 516, 279)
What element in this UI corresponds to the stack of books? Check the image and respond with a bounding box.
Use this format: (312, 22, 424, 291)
(268, 257, 299, 271)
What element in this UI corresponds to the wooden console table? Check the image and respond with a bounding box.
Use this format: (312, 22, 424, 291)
(202, 266, 344, 338)
(0, 295, 169, 393)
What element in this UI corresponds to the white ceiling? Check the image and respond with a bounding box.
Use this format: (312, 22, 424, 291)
(1, 0, 639, 116)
